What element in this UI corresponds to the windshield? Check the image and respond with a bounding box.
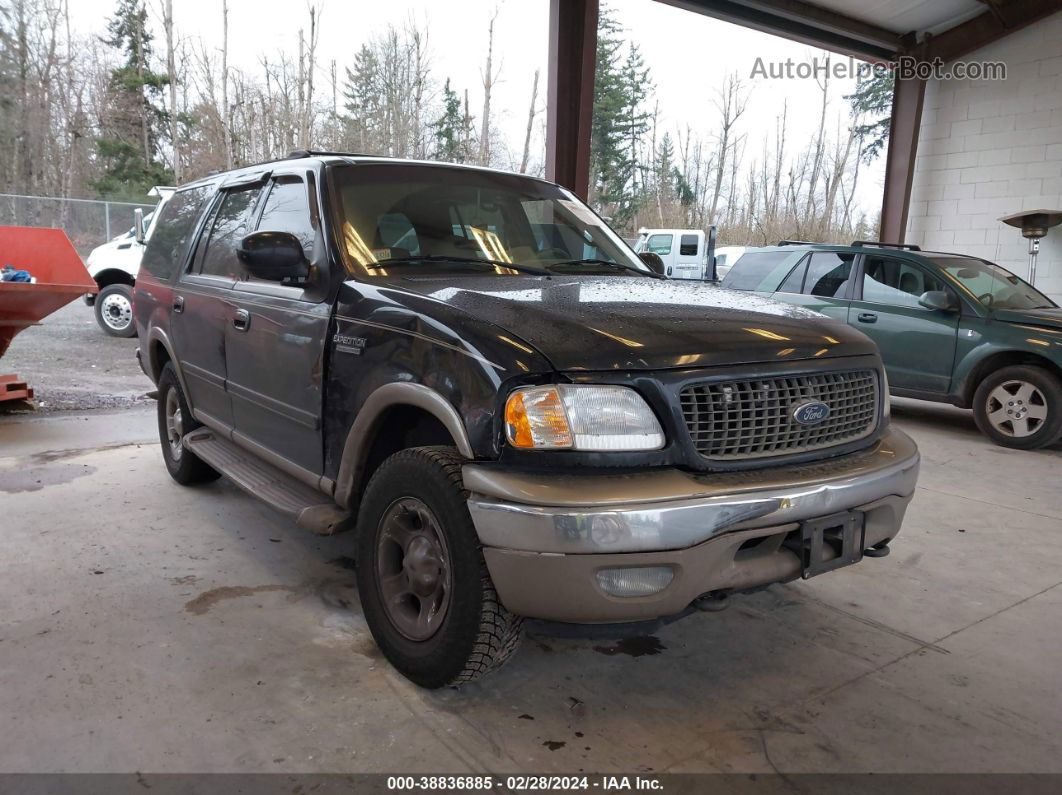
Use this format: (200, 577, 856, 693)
(330, 163, 649, 277)
(930, 257, 1056, 310)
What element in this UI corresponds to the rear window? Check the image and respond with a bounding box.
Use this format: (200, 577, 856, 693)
(721, 251, 794, 291)
(679, 234, 698, 256)
(141, 185, 212, 281)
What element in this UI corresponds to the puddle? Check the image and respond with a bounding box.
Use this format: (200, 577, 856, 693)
(592, 635, 666, 657)
(0, 462, 96, 493)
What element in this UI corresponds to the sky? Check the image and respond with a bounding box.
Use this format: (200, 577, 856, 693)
(68, 0, 886, 215)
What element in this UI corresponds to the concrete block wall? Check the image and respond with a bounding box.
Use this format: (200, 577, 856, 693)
(906, 10, 1062, 302)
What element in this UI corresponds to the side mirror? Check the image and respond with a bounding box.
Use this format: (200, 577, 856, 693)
(918, 290, 958, 312)
(638, 251, 666, 276)
(237, 231, 311, 285)
(133, 208, 146, 244)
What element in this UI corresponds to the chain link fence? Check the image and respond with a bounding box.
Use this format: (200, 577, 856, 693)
(0, 193, 157, 257)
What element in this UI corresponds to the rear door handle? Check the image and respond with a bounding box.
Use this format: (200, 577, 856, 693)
(857, 312, 878, 324)
(173, 295, 184, 313)
(232, 308, 250, 331)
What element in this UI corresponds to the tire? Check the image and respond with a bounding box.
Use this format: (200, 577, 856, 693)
(156, 362, 220, 484)
(94, 283, 137, 337)
(355, 446, 523, 688)
(972, 364, 1062, 450)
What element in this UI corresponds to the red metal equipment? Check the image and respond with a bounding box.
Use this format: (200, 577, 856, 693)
(0, 226, 97, 402)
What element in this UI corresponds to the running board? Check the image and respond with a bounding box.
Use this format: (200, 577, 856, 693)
(183, 429, 354, 536)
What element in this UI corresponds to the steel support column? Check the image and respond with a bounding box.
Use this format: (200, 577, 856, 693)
(879, 74, 926, 244)
(546, 0, 598, 200)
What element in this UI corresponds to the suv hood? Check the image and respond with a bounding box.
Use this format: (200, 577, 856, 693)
(391, 274, 876, 371)
(993, 306, 1062, 331)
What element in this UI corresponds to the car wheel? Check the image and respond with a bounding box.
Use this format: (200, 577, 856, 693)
(157, 363, 220, 484)
(94, 283, 137, 337)
(356, 446, 523, 688)
(973, 365, 1062, 450)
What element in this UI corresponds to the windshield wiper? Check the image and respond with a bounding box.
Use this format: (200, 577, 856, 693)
(366, 255, 550, 277)
(549, 258, 666, 279)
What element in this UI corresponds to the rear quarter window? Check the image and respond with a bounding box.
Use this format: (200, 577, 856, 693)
(721, 251, 797, 291)
(140, 185, 213, 281)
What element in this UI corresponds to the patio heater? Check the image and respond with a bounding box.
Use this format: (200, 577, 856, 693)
(998, 209, 1062, 286)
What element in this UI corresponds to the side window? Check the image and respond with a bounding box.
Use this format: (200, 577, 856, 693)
(141, 186, 211, 281)
(255, 177, 315, 257)
(777, 255, 809, 294)
(679, 234, 698, 256)
(196, 186, 261, 279)
(803, 252, 854, 298)
(861, 257, 946, 308)
(646, 234, 672, 255)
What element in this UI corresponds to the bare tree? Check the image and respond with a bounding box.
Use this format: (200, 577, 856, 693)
(519, 68, 538, 173)
(708, 73, 749, 224)
(478, 9, 499, 166)
(161, 0, 180, 182)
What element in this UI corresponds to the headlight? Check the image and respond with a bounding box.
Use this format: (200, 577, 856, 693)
(881, 368, 891, 420)
(504, 385, 665, 451)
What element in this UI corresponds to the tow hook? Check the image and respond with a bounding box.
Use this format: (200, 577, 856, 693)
(692, 591, 730, 612)
(864, 541, 891, 558)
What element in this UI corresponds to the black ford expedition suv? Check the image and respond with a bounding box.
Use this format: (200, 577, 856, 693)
(134, 152, 920, 688)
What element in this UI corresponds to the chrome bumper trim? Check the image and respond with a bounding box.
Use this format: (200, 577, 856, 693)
(465, 427, 919, 555)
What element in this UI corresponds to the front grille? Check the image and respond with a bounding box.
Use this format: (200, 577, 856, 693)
(680, 369, 879, 460)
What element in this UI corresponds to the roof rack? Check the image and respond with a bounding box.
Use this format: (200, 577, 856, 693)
(777, 239, 821, 246)
(285, 149, 384, 159)
(852, 240, 921, 251)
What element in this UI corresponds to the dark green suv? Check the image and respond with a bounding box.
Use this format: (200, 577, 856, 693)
(721, 241, 1062, 449)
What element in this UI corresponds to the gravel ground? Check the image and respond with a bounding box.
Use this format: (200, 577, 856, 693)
(1, 299, 155, 413)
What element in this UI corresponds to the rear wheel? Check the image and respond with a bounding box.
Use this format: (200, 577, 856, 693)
(973, 365, 1062, 449)
(157, 363, 220, 484)
(94, 283, 137, 337)
(355, 446, 523, 688)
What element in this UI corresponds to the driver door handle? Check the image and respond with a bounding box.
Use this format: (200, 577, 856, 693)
(232, 308, 250, 331)
(857, 312, 878, 324)
(172, 295, 184, 313)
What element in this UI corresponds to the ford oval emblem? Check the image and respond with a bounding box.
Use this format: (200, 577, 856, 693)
(792, 401, 830, 426)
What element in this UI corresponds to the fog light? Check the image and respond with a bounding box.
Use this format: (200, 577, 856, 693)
(595, 566, 675, 597)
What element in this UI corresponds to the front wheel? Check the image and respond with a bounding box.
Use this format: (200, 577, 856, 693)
(94, 283, 137, 337)
(355, 446, 523, 688)
(973, 365, 1062, 449)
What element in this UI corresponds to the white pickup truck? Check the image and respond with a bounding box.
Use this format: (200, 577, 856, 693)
(633, 228, 714, 280)
(85, 186, 174, 336)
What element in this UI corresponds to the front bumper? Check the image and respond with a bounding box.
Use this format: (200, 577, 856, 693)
(465, 426, 919, 622)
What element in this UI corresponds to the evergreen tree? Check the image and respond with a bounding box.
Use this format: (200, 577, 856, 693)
(846, 71, 893, 163)
(589, 6, 652, 228)
(95, 0, 171, 197)
(432, 79, 467, 163)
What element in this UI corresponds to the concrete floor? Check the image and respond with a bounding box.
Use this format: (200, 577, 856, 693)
(0, 399, 1060, 774)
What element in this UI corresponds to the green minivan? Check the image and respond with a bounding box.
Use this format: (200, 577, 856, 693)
(721, 241, 1062, 449)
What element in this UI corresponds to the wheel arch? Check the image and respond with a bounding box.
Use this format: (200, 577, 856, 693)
(145, 328, 191, 399)
(334, 383, 474, 509)
(93, 268, 136, 290)
(960, 349, 1062, 407)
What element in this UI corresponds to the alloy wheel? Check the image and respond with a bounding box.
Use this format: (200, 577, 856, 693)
(375, 497, 452, 641)
(164, 388, 184, 461)
(985, 379, 1048, 438)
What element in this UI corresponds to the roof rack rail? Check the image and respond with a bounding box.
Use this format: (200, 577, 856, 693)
(777, 239, 821, 246)
(285, 149, 383, 159)
(852, 240, 921, 251)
